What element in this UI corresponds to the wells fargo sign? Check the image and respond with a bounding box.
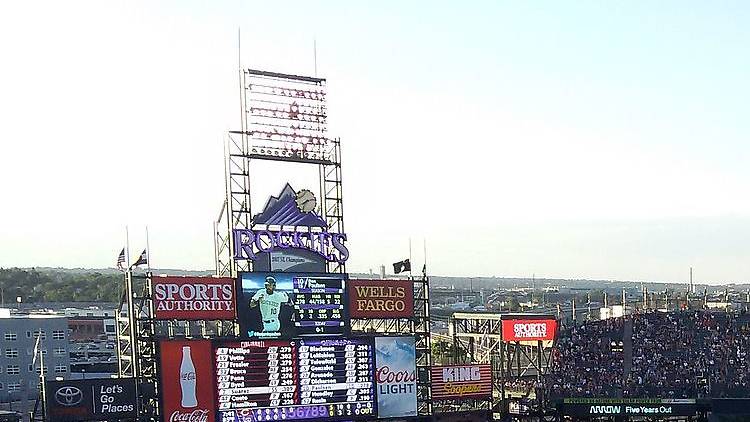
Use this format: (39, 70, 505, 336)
(153, 276, 235, 320)
(348, 279, 414, 318)
(501, 318, 557, 342)
(430, 364, 492, 400)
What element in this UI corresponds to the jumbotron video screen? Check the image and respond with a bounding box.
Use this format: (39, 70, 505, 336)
(236, 272, 347, 339)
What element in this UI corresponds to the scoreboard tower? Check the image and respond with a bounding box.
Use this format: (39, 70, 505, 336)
(114, 68, 432, 422)
(214, 69, 345, 278)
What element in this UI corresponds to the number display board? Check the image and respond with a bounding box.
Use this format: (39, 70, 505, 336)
(237, 272, 347, 339)
(215, 338, 376, 421)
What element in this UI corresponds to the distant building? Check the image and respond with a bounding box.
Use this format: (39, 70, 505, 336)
(62, 306, 116, 342)
(0, 310, 70, 403)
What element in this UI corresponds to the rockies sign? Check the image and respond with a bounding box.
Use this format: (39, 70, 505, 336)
(232, 184, 349, 264)
(45, 378, 137, 422)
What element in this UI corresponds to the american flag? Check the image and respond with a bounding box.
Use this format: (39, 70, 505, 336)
(116, 248, 126, 271)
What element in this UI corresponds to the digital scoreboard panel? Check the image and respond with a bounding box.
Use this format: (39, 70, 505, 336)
(237, 272, 347, 339)
(292, 274, 346, 336)
(215, 338, 376, 421)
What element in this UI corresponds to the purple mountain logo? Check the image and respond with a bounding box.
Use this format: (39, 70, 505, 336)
(252, 184, 327, 227)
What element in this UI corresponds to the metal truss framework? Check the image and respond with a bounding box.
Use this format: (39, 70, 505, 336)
(113, 68, 431, 422)
(449, 313, 556, 419)
(215, 69, 344, 278)
(116, 271, 158, 422)
(212, 68, 432, 416)
(350, 275, 433, 416)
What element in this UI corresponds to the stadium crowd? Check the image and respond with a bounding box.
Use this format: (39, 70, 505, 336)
(547, 318, 624, 397)
(546, 310, 750, 399)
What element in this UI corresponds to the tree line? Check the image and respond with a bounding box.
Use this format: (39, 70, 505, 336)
(0, 268, 121, 303)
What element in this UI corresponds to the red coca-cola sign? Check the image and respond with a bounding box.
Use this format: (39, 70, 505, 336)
(153, 276, 235, 320)
(160, 340, 216, 422)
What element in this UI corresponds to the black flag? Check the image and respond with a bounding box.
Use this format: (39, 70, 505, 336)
(131, 249, 148, 268)
(393, 259, 411, 274)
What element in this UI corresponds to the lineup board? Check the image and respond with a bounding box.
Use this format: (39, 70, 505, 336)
(292, 274, 346, 336)
(215, 338, 375, 421)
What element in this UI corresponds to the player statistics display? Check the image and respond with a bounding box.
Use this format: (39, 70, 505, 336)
(237, 272, 347, 339)
(215, 338, 376, 421)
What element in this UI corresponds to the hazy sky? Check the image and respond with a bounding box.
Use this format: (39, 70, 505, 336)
(1, 1, 749, 284)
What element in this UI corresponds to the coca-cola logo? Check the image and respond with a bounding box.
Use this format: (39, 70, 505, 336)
(170, 409, 210, 422)
(376, 365, 416, 384)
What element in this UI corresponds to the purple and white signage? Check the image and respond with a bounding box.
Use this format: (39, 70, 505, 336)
(233, 184, 349, 264)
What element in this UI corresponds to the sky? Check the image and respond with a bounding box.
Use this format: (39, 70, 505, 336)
(1, 1, 749, 284)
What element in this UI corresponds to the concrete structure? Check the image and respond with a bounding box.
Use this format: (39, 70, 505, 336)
(0, 310, 69, 403)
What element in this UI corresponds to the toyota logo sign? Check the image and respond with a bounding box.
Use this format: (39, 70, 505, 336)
(55, 386, 83, 406)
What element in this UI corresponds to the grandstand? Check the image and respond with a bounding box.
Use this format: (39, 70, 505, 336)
(547, 310, 750, 399)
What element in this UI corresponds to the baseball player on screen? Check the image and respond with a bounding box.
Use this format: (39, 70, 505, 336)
(249, 276, 290, 332)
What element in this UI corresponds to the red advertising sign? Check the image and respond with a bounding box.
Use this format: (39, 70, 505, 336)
(348, 279, 414, 318)
(160, 340, 216, 422)
(430, 364, 492, 400)
(153, 276, 235, 320)
(501, 319, 557, 342)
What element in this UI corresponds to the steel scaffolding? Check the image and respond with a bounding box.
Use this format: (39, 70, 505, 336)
(215, 69, 344, 278)
(449, 312, 557, 419)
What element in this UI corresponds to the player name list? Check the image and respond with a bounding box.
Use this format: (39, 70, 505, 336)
(216, 339, 375, 421)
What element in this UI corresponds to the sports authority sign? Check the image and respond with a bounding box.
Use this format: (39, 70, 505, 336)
(160, 340, 216, 422)
(153, 276, 235, 320)
(45, 378, 137, 422)
(501, 318, 557, 342)
(349, 279, 414, 318)
(430, 365, 492, 400)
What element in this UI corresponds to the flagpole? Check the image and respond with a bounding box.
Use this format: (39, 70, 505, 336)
(125, 226, 131, 269)
(423, 238, 427, 277)
(408, 238, 412, 278)
(146, 225, 151, 272)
